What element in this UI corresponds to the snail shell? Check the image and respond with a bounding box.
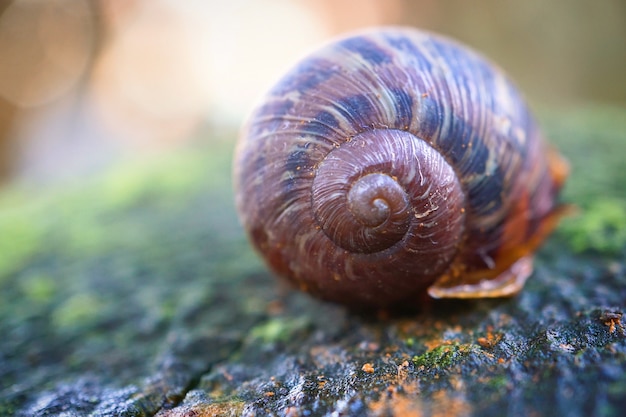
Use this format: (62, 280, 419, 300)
(234, 27, 568, 308)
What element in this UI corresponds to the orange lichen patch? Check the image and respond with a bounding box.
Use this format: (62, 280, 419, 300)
(264, 391, 275, 397)
(497, 313, 513, 326)
(398, 320, 417, 334)
(362, 363, 375, 373)
(430, 391, 471, 417)
(384, 344, 401, 355)
(402, 380, 420, 395)
(366, 376, 455, 416)
(448, 376, 464, 391)
(309, 345, 345, 367)
(397, 318, 447, 339)
(601, 311, 625, 335)
(477, 326, 503, 349)
(156, 400, 245, 417)
(396, 360, 410, 384)
(424, 338, 456, 351)
(284, 406, 303, 417)
(607, 320, 617, 334)
(368, 390, 423, 417)
(359, 341, 381, 352)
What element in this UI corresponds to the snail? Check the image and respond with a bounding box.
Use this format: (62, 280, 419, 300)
(234, 27, 568, 308)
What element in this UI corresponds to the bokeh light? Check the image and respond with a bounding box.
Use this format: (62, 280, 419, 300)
(0, 0, 624, 184)
(0, 0, 93, 107)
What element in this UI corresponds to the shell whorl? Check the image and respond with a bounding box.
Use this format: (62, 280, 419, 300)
(235, 27, 565, 307)
(311, 129, 465, 268)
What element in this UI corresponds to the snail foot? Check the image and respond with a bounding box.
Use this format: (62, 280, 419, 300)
(427, 255, 534, 299)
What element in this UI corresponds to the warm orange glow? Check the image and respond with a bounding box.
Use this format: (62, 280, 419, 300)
(91, 1, 211, 147)
(0, 0, 623, 183)
(0, 0, 93, 107)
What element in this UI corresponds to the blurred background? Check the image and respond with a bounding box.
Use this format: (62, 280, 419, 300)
(0, 0, 624, 186)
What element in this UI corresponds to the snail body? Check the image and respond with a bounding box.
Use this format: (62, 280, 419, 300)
(234, 27, 568, 308)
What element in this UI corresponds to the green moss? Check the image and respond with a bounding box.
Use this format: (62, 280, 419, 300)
(0, 207, 46, 279)
(557, 198, 626, 254)
(486, 374, 509, 390)
(0, 404, 17, 417)
(0, 141, 234, 275)
(19, 274, 57, 303)
(249, 317, 311, 344)
(57, 147, 229, 257)
(540, 105, 626, 255)
(98, 148, 216, 212)
(412, 343, 477, 369)
(51, 292, 107, 331)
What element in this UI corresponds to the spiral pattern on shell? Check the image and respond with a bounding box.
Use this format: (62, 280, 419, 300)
(234, 27, 567, 308)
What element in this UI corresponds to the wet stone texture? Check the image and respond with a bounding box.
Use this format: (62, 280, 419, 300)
(1, 106, 625, 416)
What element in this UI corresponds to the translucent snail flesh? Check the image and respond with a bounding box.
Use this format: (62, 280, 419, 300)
(234, 27, 568, 308)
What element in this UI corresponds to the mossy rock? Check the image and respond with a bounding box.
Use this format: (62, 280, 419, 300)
(0, 106, 625, 416)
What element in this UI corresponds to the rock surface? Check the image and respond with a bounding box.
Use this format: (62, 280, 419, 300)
(0, 106, 625, 416)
